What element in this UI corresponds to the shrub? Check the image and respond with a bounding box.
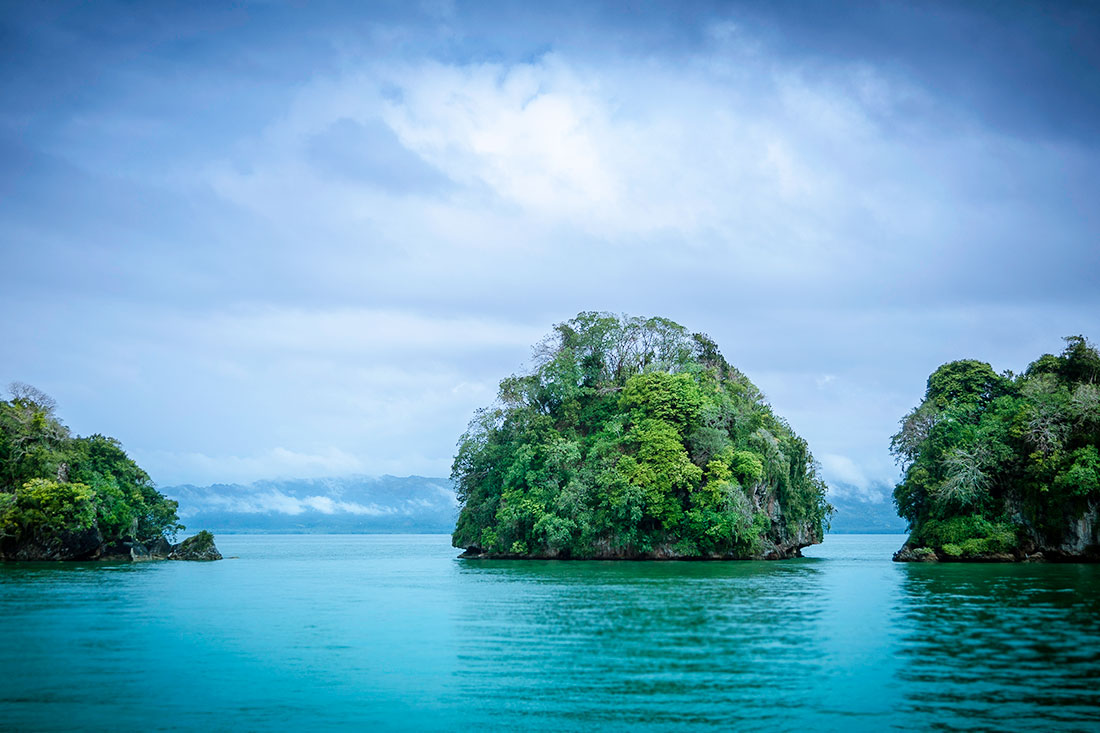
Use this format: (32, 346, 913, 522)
(3, 479, 96, 536)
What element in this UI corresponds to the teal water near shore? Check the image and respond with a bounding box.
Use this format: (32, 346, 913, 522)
(2, 534, 1098, 731)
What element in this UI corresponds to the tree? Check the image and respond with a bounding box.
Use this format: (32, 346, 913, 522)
(451, 312, 830, 558)
(0, 385, 183, 553)
(924, 360, 1009, 409)
(892, 335, 1100, 559)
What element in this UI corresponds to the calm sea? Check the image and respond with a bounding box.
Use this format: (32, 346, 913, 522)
(1, 534, 1098, 731)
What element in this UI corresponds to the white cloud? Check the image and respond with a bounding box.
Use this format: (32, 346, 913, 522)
(192, 307, 543, 356)
(174, 487, 394, 517)
(6, 16, 1098, 493)
(149, 447, 369, 485)
(820, 454, 873, 493)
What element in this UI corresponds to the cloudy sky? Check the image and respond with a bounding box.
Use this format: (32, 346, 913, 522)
(3, 1, 1098, 497)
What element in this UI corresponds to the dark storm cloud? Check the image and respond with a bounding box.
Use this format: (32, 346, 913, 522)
(728, 1, 1100, 143)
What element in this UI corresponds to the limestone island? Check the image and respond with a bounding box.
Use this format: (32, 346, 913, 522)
(892, 336, 1100, 562)
(452, 312, 832, 560)
(0, 384, 221, 562)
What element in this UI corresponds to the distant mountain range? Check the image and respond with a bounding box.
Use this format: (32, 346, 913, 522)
(163, 475, 458, 533)
(162, 475, 906, 535)
(826, 482, 908, 534)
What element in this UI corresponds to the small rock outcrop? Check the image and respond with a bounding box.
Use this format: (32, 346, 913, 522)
(892, 545, 938, 562)
(168, 531, 223, 561)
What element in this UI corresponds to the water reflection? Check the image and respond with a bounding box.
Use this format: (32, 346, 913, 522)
(450, 559, 829, 730)
(895, 563, 1100, 731)
(5, 536, 1098, 732)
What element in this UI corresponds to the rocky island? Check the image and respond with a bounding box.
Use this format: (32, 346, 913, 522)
(0, 383, 221, 562)
(452, 312, 832, 559)
(892, 337, 1100, 562)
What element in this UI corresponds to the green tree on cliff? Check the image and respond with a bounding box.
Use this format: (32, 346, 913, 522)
(892, 336, 1100, 559)
(452, 312, 831, 559)
(0, 384, 182, 551)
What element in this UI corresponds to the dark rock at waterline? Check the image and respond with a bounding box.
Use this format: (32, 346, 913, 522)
(893, 541, 1100, 563)
(2, 525, 103, 561)
(460, 534, 816, 561)
(894, 501, 1100, 563)
(148, 535, 173, 558)
(892, 544, 938, 563)
(169, 531, 223, 561)
(95, 539, 137, 562)
(1, 527, 222, 562)
(460, 492, 820, 561)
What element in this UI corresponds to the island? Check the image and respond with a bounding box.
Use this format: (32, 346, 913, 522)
(0, 383, 221, 561)
(452, 312, 832, 559)
(892, 336, 1100, 562)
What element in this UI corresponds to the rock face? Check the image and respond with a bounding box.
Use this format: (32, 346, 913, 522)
(892, 542, 1099, 563)
(147, 535, 173, 557)
(892, 542, 1016, 563)
(1051, 501, 1100, 559)
(0, 530, 223, 562)
(894, 501, 1100, 562)
(461, 484, 822, 561)
(892, 545, 938, 562)
(168, 530, 223, 561)
(4, 526, 103, 561)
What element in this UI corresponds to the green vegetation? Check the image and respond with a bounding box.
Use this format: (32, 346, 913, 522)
(892, 336, 1100, 560)
(452, 312, 831, 558)
(169, 529, 222, 561)
(0, 383, 183, 557)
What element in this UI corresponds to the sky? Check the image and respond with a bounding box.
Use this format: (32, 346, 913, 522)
(2, 0, 1099, 499)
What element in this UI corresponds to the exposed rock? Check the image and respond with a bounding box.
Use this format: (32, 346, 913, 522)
(2, 525, 103, 561)
(89, 539, 156, 562)
(1029, 546, 1100, 562)
(129, 541, 153, 562)
(461, 482, 823, 561)
(462, 522, 819, 561)
(895, 501, 1100, 563)
(147, 535, 173, 558)
(893, 545, 938, 562)
(893, 540, 1019, 562)
(1053, 502, 1100, 558)
(893, 543, 1099, 563)
(95, 540, 135, 561)
(168, 530, 223, 561)
(1, 527, 223, 563)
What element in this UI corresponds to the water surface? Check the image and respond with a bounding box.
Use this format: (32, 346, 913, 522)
(2, 534, 1097, 731)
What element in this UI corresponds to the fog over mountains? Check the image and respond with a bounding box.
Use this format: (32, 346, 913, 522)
(164, 476, 459, 534)
(826, 482, 907, 534)
(163, 476, 904, 535)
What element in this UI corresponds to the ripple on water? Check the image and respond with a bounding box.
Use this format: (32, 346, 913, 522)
(1, 534, 1098, 732)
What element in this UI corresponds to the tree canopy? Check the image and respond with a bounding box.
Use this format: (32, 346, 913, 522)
(452, 312, 831, 559)
(892, 336, 1100, 559)
(0, 384, 182, 550)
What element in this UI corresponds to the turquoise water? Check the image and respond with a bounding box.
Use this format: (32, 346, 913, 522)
(2, 534, 1098, 731)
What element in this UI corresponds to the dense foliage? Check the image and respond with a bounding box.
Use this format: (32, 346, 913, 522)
(0, 383, 183, 550)
(452, 313, 831, 558)
(892, 337, 1100, 558)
